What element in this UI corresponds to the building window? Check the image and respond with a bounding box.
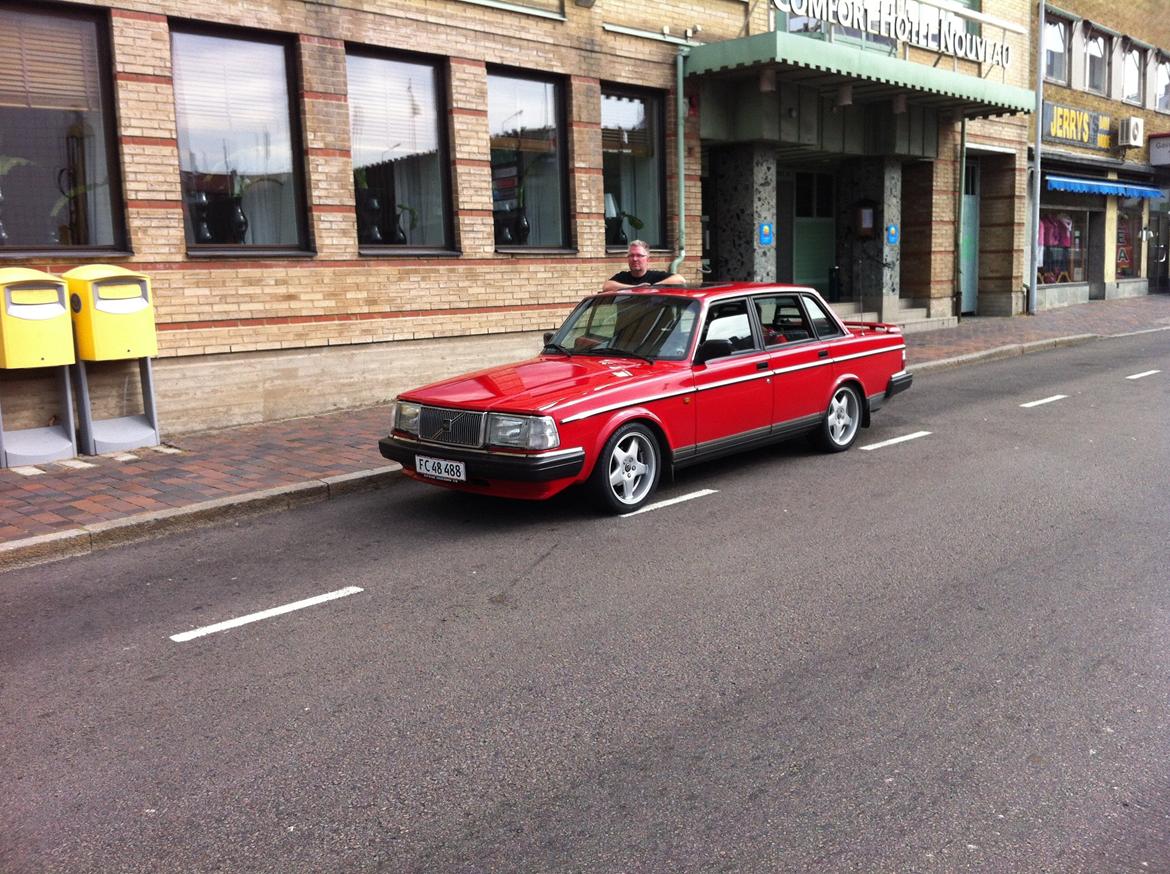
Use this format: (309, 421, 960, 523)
(0, 4, 124, 250)
(1117, 201, 1143, 278)
(1084, 31, 1109, 95)
(488, 71, 566, 248)
(172, 28, 306, 249)
(1038, 208, 1087, 284)
(1044, 17, 1070, 84)
(1123, 46, 1145, 105)
(1158, 59, 1170, 112)
(347, 51, 450, 249)
(601, 88, 665, 250)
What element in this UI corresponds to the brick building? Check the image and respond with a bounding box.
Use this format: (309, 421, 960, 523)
(0, 0, 1152, 440)
(1034, 1, 1170, 306)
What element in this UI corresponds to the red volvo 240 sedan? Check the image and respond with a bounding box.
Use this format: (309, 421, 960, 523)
(379, 283, 912, 513)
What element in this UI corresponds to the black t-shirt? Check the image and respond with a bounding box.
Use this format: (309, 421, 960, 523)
(609, 269, 671, 285)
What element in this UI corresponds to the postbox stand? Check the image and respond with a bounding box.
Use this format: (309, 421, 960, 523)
(0, 366, 78, 468)
(73, 357, 160, 456)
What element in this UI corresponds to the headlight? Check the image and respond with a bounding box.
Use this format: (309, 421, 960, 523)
(486, 413, 560, 450)
(392, 400, 421, 435)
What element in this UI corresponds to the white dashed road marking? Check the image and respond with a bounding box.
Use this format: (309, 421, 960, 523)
(1019, 394, 1068, 408)
(1126, 370, 1161, 380)
(170, 586, 364, 642)
(621, 489, 718, 518)
(860, 431, 932, 451)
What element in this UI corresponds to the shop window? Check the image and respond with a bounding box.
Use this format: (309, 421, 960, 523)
(1037, 208, 1087, 285)
(488, 71, 566, 249)
(347, 51, 450, 249)
(1123, 46, 1145, 105)
(601, 88, 665, 250)
(172, 28, 307, 250)
(0, 4, 125, 250)
(1158, 60, 1170, 112)
(1116, 203, 1143, 278)
(1044, 17, 1070, 85)
(1084, 31, 1109, 95)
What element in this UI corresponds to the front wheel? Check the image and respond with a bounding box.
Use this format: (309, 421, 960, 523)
(590, 422, 662, 513)
(818, 384, 862, 452)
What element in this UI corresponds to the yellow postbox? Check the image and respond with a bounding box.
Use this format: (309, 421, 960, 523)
(0, 267, 75, 369)
(63, 264, 158, 361)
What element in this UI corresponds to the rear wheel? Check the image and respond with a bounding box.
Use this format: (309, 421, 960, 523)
(590, 422, 661, 513)
(819, 384, 862, 452)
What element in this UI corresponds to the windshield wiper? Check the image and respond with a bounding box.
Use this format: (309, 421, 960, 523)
(542, 341, 574, 356)
(580, 347, 655, 366)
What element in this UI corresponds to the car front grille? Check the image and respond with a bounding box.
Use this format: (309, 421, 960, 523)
(418, 406, 485, 448)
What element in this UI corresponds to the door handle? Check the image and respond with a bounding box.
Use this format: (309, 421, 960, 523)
(756, 360, 769, 370)
(818, 350, 829, 359)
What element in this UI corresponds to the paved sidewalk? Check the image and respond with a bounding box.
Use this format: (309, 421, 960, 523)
(3, 293, 1169, 570)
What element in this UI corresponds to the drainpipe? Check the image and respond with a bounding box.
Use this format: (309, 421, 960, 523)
(955, 116, 967, 319)
(1027, 0, 1046, 315)
(670, 47, 688, 275)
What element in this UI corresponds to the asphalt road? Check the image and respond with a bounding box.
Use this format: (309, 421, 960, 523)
(2, 331, 1168, 873)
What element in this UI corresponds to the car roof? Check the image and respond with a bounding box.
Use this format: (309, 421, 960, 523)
(595, 282, 821, 304)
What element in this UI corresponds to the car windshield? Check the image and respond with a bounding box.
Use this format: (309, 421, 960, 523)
(550, 294, 701, 361)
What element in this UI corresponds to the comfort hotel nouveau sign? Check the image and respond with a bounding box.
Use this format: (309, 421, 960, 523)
(1042, 101, 1112, 151)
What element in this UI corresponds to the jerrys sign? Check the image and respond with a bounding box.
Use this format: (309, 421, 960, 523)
(1042, 102, 1111, 151)
(773, 0, 1014, 69)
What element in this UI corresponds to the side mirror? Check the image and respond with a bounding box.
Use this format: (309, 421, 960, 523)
(543, 331, 555, 345)
(695, 338, 733, 365)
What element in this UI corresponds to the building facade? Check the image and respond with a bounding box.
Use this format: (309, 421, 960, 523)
(1035, 1, 1170, 306)
(0, 0, 1160, 438)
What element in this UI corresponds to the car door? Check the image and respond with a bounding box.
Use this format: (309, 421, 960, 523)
(691, 297, 773, 452)
(751, 292, 837, 433)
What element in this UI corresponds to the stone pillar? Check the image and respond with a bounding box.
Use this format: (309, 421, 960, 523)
(710, 144, 776, 282)
(879, 157, 902, 322)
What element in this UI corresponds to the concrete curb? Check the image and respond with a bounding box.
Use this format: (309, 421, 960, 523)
(912, 334, 1098, 374)
(0, 464, 403, 574)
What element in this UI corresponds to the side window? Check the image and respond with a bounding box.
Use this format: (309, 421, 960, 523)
(753, 294, 814, 346)
(699, 299, 757, 353)
(802, 296, 844, 338)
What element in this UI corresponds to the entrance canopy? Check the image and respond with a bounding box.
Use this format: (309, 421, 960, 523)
(685, 31, 1034, 120)
(1045, 174, 1163, 198)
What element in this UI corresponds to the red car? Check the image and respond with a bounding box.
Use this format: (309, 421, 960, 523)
(379, 283, 912, 513)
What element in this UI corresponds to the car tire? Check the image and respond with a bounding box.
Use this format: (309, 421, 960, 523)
(590, 421, 662, 513)
(818, 384, 862, 452)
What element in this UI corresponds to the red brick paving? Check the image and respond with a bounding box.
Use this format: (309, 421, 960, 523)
(2, 293, 1168, 547)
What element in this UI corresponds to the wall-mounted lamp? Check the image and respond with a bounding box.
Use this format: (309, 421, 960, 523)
(836, 83, 853, 108)
(759, 68, 777, 93)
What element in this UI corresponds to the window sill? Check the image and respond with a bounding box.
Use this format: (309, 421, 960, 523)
(495, 246, 579, 256)
(0, 248, 134, 260)
(185, 247, 317, 259)
(358, 247, 462, 258)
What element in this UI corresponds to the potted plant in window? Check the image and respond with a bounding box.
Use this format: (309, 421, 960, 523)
(394, 202, 418, 245)
(353, 167, 384, 244)
(604, 193, 643, 247)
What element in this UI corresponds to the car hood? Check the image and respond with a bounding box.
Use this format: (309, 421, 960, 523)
(399, 354, 672, 414)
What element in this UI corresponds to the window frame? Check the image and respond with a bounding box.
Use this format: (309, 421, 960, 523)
(600, 83, 667, 253)
(169, 21, 312, 256)
(0, 1, 128, 256)
(345, 45, 455, 255)
(1157, 58, 1170, 113)
(486, 66, 570, 252)
(1083, 29, 1110, 95)
(1044, 16, 1071, 85)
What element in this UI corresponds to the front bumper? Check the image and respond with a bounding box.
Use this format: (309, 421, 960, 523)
(379, 434, 586, 483)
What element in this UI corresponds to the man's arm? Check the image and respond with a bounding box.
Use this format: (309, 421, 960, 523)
(656, 273, 686, 287)
(602, 277, 646, 292)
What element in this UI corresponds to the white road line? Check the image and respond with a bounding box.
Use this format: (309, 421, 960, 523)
(860, 431, 932, 451)
(1019, 394, 1068, 408)
(621, 488, 718, 518)
(170, 586, 364, 643)
(1126, 369, 1161, 380)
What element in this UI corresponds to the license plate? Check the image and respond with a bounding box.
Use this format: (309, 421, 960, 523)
(415, 454, 466, 482)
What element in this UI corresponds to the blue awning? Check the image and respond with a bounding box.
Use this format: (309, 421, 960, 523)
(1046, 174, 1164, 198)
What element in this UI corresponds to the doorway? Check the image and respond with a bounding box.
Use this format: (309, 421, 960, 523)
(1149, 208, 1169, 292)
(959, 160, 980, 314)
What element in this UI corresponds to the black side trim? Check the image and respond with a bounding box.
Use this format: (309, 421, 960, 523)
(379, 436, 585, 482)
(673, 414, 822, 470)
